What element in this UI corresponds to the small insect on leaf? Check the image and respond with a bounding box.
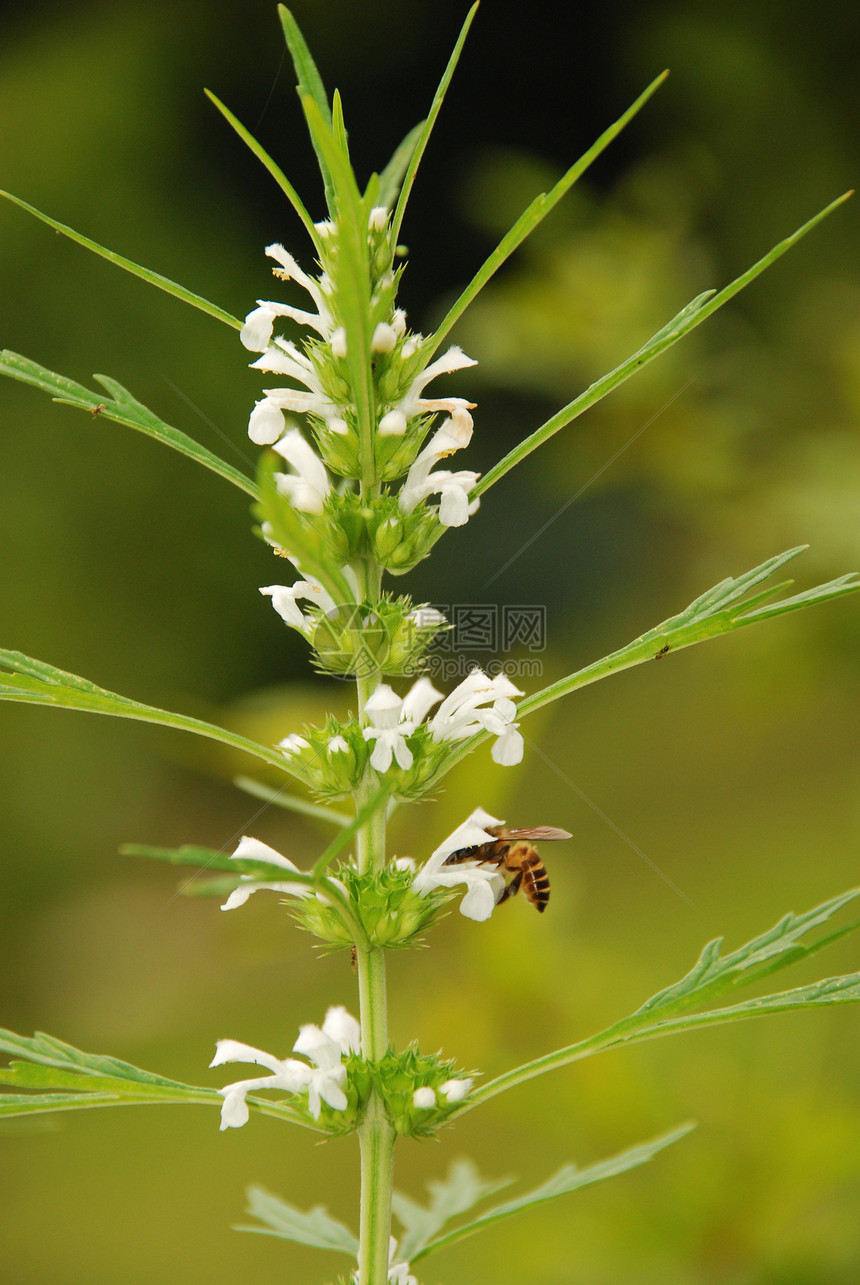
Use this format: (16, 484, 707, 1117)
(91, 403, 106, 416)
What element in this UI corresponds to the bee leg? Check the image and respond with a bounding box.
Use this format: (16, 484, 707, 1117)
(497, 868, 523, 904)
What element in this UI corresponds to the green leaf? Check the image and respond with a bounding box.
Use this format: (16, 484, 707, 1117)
(423, 70, 669, 364)
(232, 775, 353, 826)
(120, 841, 311, 885)
(0, 1029, 315, 1128)
(0, 351, 256, 497)
(464, 888, 860, 1111)
(376, 122, 424, 211)
(0, 191, 242, 329)
(475, 192, 853, 498)
(517, 548, 859, 723)
(390, 3, 479, 246)
(436, 550, 859, 783)
(410, 1125, 695, 1264)
(0, 1029, 218, 1118)
(634, 888, 860, 1019)
(237, 1184, 358, 1254)
(299, 95, 374, 469)
(393, 1158, 513, 1261)
(278, 6, 335, 212)
(0, 649, 289, 771)
(204, 90, 320, 250)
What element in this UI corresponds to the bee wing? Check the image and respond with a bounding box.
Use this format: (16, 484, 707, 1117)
(499, 826, 572, 842)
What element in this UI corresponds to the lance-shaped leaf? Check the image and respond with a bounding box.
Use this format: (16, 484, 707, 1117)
(278, 5, 335, 212)
(0, 650, 289, 771)
(422, 69, 669, 365)
(233, 775, 352, 825)
(460, 887, 860, 1112)
(204, 89, 320, 252)
(376, 122, 425, 212)
(390, 3, 478, 246)
(0, 191, 242, 329)
(474, 191, 853, 498)
(236, 1184, 358, 1254)
(393, 1158, 514, 1262)
(0, 1029, 312, 1127)
(405, 1125, 695, 1264)
(0, 351, 256, 497)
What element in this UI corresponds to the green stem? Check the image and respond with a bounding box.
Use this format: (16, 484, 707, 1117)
(352, 553, 394, 1284)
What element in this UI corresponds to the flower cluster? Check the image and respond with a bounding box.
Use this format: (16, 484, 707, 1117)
(210, 1005, 360, 1130)
(362, 670, 525, 771)
(241, 229, 480, 531)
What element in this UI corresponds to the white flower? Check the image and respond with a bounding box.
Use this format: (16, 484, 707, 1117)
(413, 1086, 436, 1108)
(362, 683, 416, 773)
(387, 1239, 418, 1285)
(241, 244, 334, 350)
(398, 406, 479, 527)
(293, 1020, 351, 1118)
(379, 344, 476, 439)
(260, 580, 336, 632)
(400, 676, 444, 723)
(279, 733, 311, 758)
(271, 429, 331, 514)
(210, 1006, 359, 1129)
(328, 734, 349, 754)
(428, 669, 524, 764)
(220, 836, 312, 911)
(412, 808, 507, 921)
(440, 1077, 473, 1102)
(209, 1040, 313, 1130)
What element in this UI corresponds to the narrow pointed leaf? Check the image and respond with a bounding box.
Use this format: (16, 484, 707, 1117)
(299, 95, 373, 458)
(0, 190, 242, 329)
(390, 2, 479, 245)
(0, 351, 256, 496)
(204, 90, 320, 249)
(237, 1184, 358, 1254)
(411, 1125, 695, 1263)
(232, 775, 352, 825)
(278, 5, 335, 209)
(0, 649, 289, 770)
(120, 842, 314, 886)
(424, 70, 669, 362)
(475, 192, 853, 498)
(377, 122, 425, 211)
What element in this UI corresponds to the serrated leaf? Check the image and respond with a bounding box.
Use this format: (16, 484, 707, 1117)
(411, 1125, 695, 1264)
(476, 192, 853, 498)
(0, 191, 242, 329)
(467, 888, 860, 1112)
(0, 351, 256, 496)
(393, 1158, 514, 1261)
(634, 888, 860, 1018)
(0, 1029, 314, 1128)
(0, 649, 288, 770)
(516, 548, 859, 723)
(237, 1184, 358, 1254)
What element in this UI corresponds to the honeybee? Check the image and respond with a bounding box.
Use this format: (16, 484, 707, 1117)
(443, 824, 572, 912)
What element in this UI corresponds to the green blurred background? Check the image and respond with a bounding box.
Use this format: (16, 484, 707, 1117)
(1, 0, 859, 1280)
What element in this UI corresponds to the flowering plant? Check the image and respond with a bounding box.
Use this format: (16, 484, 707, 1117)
(1, 7, 859, 1283)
